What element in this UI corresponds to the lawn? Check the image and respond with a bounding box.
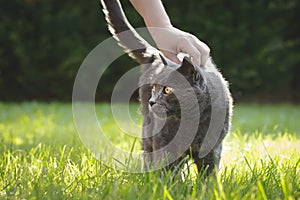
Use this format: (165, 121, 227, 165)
(0, 102, 299, 199)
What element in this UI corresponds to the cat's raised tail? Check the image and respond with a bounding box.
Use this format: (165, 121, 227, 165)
(101, 0, 159, 64)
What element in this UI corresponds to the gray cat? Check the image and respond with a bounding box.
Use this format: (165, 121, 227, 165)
(101, 0, 232, 176)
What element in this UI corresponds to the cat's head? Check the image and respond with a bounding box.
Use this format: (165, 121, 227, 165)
(147, 56, 209, 118)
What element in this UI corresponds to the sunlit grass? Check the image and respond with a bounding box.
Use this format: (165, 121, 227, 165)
(0, 102, 299, 199)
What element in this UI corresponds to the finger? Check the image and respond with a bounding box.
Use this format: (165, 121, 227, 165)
(178, 38, 201, 66)
(191, 36, 210, 66)
(161, 50, 181, 64)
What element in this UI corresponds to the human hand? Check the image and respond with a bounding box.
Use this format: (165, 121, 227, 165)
(148, 26, 210, 66)
(130, 0, 210, 66)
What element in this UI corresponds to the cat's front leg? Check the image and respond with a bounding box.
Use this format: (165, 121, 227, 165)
(152, 136, 184, 175)
(152, 135, 168, 170)
(193, 150, 217, 178)
(142, 115, 154, 170)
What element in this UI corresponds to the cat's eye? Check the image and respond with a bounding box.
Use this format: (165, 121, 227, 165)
(152, 85, 155, 92)
(163, 86, 172, 94)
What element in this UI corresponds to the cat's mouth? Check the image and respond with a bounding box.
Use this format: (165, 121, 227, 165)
(149, 103, 167, 119)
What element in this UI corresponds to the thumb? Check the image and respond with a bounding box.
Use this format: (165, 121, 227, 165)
(178, 38, 201, 66)
(161, 50, 181, 64)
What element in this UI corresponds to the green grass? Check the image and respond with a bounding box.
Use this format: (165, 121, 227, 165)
(0, 102, 299, 199)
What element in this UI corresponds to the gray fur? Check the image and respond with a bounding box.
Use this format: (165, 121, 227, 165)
(140, 58, 232, 176)
(101, 0, 233, 176)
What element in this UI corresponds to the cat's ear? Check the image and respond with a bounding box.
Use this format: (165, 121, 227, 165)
(177, 57, 205, 86)
(158, 53, 179, 66)
(177, 57, 196, 78)
(159, 53, 168, 65)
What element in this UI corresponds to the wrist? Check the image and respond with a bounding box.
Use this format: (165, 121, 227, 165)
(130, 0, 172, 28)
(144, 19, 172, 28)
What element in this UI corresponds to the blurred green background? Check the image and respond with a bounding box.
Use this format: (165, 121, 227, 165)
(0, 0, 299, 102)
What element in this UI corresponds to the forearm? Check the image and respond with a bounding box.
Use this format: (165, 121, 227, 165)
(129, 0, 172, 28)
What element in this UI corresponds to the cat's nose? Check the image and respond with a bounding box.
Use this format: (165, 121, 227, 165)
(149, 100, 156, 107)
